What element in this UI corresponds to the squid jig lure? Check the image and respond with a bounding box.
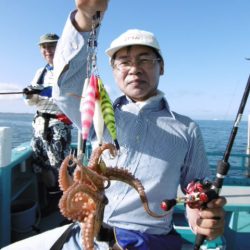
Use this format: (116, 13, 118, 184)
(79, 11, 119, 157)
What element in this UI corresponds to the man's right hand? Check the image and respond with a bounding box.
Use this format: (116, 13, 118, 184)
(74, 0, 109, 31)
(23, 86, 41, 99)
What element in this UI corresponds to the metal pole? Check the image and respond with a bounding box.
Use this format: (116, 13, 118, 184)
(245, 114, 250, 177)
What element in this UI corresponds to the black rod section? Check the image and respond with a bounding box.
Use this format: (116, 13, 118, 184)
(0, 91, 24, 95)
(194, 74, 250, 250)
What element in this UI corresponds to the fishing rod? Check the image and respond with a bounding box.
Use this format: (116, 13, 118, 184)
(0, 89, 41, 95)
(193, 74, 250, 249)
(0, 91, 25, 95)
(161, 74, 250, 249)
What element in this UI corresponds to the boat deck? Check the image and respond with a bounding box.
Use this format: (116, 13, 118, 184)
(1, 142, 250, 250)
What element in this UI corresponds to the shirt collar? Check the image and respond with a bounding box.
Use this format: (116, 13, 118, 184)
(135, 90, 165, 108)
(113, 90, 170, 112)
(46, 64, 54, 71)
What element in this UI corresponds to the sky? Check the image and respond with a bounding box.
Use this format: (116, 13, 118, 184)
(0, 0, 250, 121)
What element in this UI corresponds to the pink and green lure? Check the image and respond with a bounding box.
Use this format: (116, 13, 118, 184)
(79, 12, 119, 153)
(80, 74, 119, 153)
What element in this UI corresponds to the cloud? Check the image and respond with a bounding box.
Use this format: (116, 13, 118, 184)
(0, 83, 23, 100)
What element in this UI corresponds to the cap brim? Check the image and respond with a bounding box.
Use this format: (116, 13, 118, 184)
(105, 45, 129, 58)
(38, 40, 58, 45)
(105, 43, 162, 58)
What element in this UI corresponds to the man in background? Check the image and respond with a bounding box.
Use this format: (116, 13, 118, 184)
(23, 33, 72, 211)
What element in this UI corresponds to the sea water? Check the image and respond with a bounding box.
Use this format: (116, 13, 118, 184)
(0, 112, 248, 178)
(0, 113, 78, 148)
(0, 113, 247, 153)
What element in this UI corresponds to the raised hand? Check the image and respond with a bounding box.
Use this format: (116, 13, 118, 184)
(74, 0, 109, 31)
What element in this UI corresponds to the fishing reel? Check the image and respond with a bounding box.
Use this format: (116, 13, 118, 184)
(161, 179, 218, 211)
(22, 85, 42, 98)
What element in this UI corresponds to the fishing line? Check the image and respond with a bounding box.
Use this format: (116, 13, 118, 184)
(222, 79, 241, 121)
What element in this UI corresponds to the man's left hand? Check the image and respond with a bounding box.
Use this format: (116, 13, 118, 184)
(186, 196, 227, 240)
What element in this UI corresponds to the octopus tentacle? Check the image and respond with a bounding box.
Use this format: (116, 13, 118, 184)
(104, 167, 168, 218)
(75, 161, 111, 190)
(82, 212, 95, 250)
(88, 143, 117, 172)
(58, 155, 74, 191)
(59, 183, 102, 221)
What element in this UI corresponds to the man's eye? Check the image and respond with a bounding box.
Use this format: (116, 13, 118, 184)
(120, 61, 130, 66)
(139, 59, 149, 64)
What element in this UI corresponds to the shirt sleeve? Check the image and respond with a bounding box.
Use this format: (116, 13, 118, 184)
(25, 68, 58, 110)
(180, 122, 211, 192)
(52, 11, 97, 130)
(31, 68, 44, 86)
(24, 68, 43, 106)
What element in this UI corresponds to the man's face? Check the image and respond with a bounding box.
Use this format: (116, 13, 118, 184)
(40, 42, 57, 65)
(112, 45, 164, 102)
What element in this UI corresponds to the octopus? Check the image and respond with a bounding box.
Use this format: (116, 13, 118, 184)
(58, 143, 166, 250)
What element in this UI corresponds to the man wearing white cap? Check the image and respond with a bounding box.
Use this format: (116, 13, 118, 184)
(2, 1, 226, 250)
(52, 1, 226, 249)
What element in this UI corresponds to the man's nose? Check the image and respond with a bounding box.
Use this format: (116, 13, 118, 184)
(128, 61, 142, 73)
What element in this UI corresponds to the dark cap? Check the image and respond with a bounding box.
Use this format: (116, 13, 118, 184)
(38, 33, 59, 45)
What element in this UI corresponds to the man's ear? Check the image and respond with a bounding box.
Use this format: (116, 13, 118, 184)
(160, 62, 164, 75)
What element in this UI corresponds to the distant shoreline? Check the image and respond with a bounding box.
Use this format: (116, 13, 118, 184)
(0, 112, 243, 122)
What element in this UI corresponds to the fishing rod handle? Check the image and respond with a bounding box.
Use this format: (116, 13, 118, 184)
(213, 160, 230, 189)
(193, 160, 229, 249)
(193, 189, 219, 250)
(194, 235, 206, 250)
(23, 88, 42, 95)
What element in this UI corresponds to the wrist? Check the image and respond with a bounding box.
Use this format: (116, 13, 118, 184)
(71, 10, 93, 32)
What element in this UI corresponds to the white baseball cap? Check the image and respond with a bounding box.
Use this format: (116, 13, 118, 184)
(105, 29, 162, 59)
